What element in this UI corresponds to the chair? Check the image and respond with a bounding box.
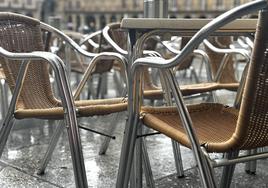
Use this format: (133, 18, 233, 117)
(0, 12, 128, 188)
(102, 22, 249, 179)
(51, 30, 115, 99)
(116, 1, 268, 187)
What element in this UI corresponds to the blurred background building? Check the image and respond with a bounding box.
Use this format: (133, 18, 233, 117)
(0, 0, 254, 32)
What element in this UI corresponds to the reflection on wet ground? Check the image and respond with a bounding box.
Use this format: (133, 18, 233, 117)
(0, 69, 267, 187)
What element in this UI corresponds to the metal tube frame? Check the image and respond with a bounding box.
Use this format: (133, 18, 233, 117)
(0, 48, 89, 187)
(116, 1, 268, 187)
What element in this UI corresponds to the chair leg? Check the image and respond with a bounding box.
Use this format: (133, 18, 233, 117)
(142, 138, 155, 188)
(99, 112, 120, 155)
(245, 149, 257, 175)
(0, 115, 15, 158)
(132, 124, 143, 188)
(0, 79, 8, 124)
(219, 150, 239, 188)
(37, 121, 64, 175)
(116, 115, 140, 188)
(172, 141, 185, 178)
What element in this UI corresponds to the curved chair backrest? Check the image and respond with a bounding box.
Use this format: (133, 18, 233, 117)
(207, 10, 268, 151)
(0, 12, 59, 110)
(204, 36, 237, 83)
(175, 37, 195, 70)
(107, 22, 128, 51)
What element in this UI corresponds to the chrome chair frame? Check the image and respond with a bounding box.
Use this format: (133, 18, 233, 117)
(203, 39, 250, 82)
(116, 1, 268, 188)
(0, 47, 88, 187)
(29, 21, 128, 179)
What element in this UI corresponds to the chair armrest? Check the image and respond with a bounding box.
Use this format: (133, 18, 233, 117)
(41, 22, 98, 58)
(79, 30, 102, 48)
(102, 24, 128, 56)
(74, 52, 128, 99)
(131, 0, 267, 71)
(203, 39, 250, 61)
(0, 47, 76, 117)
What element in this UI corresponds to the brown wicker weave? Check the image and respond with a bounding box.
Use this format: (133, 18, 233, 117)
(205, 36, 238, 84)
(0, 12, 127, 120)
(141, 10, 268, 153)
(54, 30, 114, 75)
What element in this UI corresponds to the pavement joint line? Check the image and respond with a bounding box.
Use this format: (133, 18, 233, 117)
(0, 159, 63, 188)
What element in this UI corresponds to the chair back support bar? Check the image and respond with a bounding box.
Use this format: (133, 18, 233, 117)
(0, 12, 59, 110)
(204, 37, 237, 83)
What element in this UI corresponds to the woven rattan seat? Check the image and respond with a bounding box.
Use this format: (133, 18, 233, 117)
(0, 13, 129, 187)
(0, 14, 127, 120)
(141, 103, 238, 152)
(15, 98, 127, 119)
(116, 2, 268, 188)
(144, 82, 239, 99)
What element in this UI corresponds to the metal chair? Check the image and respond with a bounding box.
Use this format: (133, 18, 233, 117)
(116, 1, 268, 187)
(0, 12, 127, 188)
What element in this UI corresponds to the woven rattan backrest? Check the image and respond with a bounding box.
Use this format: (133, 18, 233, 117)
(108, 22, 128, 51)
(231, 10, 268, 149)
(175, 37, 194, 70)
(205, 36, 237, 83)
(0, 12, 59, 109)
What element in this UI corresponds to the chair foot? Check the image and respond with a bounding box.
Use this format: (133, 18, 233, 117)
(171, 140, 184, 177)
(0, 116, 15, 157)
(38, 121, 64, 175)
(98, 112, 120, 155)
(219, 150, 239, 188)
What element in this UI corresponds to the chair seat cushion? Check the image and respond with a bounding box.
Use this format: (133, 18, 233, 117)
(141, 103, 238, 152)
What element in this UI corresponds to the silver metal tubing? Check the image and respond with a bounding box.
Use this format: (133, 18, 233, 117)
(0, 79, 9, 124)
(103, 24, 162, 59)
(131, 0, 267, 70)
(158, 40, 213, 81)
(98, 111, 121, 155)
(219, 150, 239, 188)
(159, 70, 185, 178)
(0, 48, 88, 188)
(116, 68, 143, 188)
(165, 69, 217, 187)
(142, 138, 156, 188)
(37, 121, 64, 175)
(213, 151, 268, 167)
(0, 116, 15, 157)
(79, 30, 102, 46)
(73, 52, 128, 99)
(245, 149, 257, 175)
(103, 25, 128, 56)
(172, 141, 184, 178)
(41, 22, 98, 58)
(203, 39, 251, 61)
(135, 122, 143, 188)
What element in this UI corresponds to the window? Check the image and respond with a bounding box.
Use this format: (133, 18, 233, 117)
(234, 0, 240, 7)
(184, 0, 192, 10)
(216, 0, 224, 9)
(26, 0, 32, 5)
(11, 0, 23, 7)
(169, 0, 177, 11)
(200, 0, 206, 10)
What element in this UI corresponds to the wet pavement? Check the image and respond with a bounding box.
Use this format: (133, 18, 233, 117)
(0, 70, 268, 187)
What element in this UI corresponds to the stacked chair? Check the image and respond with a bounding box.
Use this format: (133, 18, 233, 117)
(0, 12, 128, 188)
(116, 0, 268, 187)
